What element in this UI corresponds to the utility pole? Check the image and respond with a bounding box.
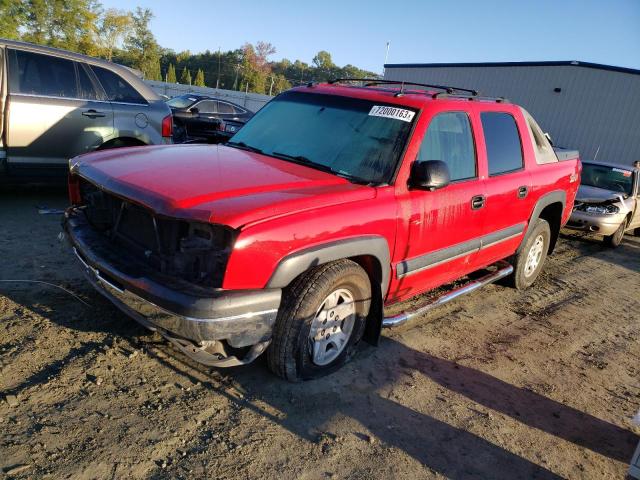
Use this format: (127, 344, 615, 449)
(233, 64, 240, 91)
(216, 46, 221, 89)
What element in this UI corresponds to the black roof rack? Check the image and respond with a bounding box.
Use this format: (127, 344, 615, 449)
(327, 78, 508, 103)
(431, 92, 510, 103)
(328, 78, 478, 96)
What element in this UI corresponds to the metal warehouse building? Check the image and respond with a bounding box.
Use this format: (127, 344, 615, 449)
(383, 61, 640, 166)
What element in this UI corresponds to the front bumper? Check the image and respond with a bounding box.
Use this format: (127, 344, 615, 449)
(63, 210, 281, 352)
(566, 210, 626, 236)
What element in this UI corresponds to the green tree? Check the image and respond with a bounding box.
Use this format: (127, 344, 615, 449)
(180, 66, 191, 85)
(312, 50, 334, 70)
(0, 0, 25, 40)
(124, 7, 161, 80)
(240, 41, 276, 94)
(166, 63, 176, 83)
(272, 74, 291, 95)
(22, 0, 100, 54)
(194, 68, 205, 87)
(98, 8, 132, 61)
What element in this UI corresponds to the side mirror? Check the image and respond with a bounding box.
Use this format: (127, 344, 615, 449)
(409, 160, 450, 191)
(189, 107, 199, 114)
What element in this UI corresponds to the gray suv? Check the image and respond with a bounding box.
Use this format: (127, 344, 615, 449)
(0, 39, 172, 181)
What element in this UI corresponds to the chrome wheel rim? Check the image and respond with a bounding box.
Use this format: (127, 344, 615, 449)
(308, 288, 356, 366)
(524, 234, 545, 278)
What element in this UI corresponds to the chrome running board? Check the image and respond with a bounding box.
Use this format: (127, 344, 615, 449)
(382, 261, 514, 328)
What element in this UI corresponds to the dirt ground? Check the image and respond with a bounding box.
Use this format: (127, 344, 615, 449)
(1, 189, 639, 480)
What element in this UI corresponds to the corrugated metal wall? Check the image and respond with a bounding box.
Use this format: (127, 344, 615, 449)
(145, 80, 273, 113)
(384, 65, 640, 166)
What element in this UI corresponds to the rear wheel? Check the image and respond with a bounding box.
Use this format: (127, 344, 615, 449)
(267, 260, 371, 382)
(507, 219, 551, 290)
(604, 222, 625, 248)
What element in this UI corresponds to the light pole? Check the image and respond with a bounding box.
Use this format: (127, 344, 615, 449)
(383, 41, 390, 76)
(216, 46, 221, 89)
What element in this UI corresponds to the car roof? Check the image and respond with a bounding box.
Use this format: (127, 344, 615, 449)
(582, 160, 640, 173)
(2, 38, 128, 71)
(179, 94, 245, 108)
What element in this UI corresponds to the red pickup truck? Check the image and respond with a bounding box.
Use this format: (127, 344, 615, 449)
(64, 80, 580, 381)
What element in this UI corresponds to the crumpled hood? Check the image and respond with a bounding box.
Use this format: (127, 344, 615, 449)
(576, 185, 626, 203)
(72, 144, 375, 228)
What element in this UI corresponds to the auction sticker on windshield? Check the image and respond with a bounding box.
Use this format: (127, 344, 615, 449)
(369, 105, 415, 122)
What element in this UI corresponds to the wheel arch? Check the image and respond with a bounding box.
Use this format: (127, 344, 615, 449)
(267, 236, 390, 292)
(266, 236, 391, 346)
(97, 137, 147, 150)
(519, 191, 566, 255)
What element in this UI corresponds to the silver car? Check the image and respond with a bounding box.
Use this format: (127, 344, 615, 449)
(567, 161, 640, 247)
(0, 39, 172, 181)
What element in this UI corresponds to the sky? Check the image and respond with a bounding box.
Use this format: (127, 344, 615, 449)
(101, 0, 640, 73)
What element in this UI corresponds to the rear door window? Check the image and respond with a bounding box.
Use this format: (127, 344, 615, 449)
(196, 100, 217, 113)
(9, 49, 78, 98)
(90, 65, 146, 104)
(418, 112, 476, 181)
(217, 101, 236, 114)
(481, 112, 524, 175)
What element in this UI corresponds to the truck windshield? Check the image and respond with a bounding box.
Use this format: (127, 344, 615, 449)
(227, 91, 416, 184)
(581, 163, 634, 195)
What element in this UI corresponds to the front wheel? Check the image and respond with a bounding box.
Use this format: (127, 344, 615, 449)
(507, 218, 551, 290)
(604, 222, 625, 248)
(267, 260, 371, 382)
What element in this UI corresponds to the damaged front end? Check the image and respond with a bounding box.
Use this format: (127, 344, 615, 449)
(63, 178, 281, 367)
(566, 195, 630, 235)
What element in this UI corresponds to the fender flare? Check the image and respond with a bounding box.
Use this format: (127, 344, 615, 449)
(266, 236, 391, 294)
(518, 190, 566, 253)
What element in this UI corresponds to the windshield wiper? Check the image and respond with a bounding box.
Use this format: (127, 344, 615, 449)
(271, 151, 325, 169)
(270, 151, 373, 185)
(225, 141, 264, 154)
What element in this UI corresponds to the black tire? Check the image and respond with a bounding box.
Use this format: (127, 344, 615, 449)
(604, 222, 625, 248)
(267, 260, 371, 382)
(507, 219, 551, 290)
(634, 227, 640, 237)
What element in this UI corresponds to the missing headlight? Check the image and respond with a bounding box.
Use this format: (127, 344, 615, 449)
(574, 200, 620, 215)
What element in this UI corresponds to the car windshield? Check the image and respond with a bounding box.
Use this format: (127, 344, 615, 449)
(581, 163, 634, 195)
(166, 95, 199, 109)
(227, 91, 417, 184)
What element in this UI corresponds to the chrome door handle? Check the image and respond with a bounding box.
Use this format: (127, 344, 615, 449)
(82, 109, 106, 118)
